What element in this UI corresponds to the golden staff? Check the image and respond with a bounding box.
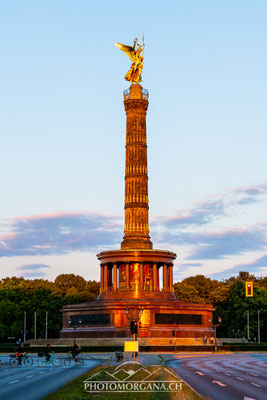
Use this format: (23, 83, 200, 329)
(142, 34, 145, 59)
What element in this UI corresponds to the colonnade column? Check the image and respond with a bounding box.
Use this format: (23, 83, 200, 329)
(168, 264, 173, 292)
(100, 265, 104, 292)
(113, 264, 118, 291)
(163, 264, 168, 291)
(126, 263, 130, 290)
(140, 263, 144, 291)
(104, 264, 109, 291)
(153, 263, 158, 291)
(101, 262, 174, 293)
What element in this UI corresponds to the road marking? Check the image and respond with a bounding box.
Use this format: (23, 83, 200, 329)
(26, 375, 34, 379)
(38, 371, 45, 374)
(244, 397, 255, 400)
(216, 369, 221, 372)
(224, 373, 231, 376)
(247, 372, 258, 377)
(196, 371, 205, 375)
(3, 368, 8, 371)
(250, 382, 261, 387)
(9, 380, 19, 385)
(212, 380, 227, 387)
(236, 377, 244, 381)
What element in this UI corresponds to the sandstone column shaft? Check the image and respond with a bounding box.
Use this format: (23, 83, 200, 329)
(113, 264, 118, 291)
(140, 263, 144, 291)
(126, 263, 130, 290)
(100, 265, 104, 292)
(153, 263, 158, 291)
(163, 264, 168, 291)
(169, 265, 173, 292)
(104, 264, 109, 291)
(121, 84, 152, 250)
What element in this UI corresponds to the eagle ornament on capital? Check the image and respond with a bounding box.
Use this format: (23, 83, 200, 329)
(115, 36, 144, 83)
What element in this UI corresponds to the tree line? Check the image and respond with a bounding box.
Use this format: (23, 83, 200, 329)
(0, 274, 99, 341)
(0, 271, 266, 341)
(173, 271, 267, 341)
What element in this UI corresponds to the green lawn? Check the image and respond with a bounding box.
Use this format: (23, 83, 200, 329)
(44, 364, 206, 400)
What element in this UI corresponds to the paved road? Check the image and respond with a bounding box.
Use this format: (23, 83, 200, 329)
(163, 353, 267, 400)
(0, 354, 110, 400)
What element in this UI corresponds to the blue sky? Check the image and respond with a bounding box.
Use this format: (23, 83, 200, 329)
(0, 1, 266, 282)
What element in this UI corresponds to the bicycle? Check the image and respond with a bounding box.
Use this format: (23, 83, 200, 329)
(115, 351, 123, 362)
(64, 354, 83, 366)
(9, 352, 33, 368)
(38, 352, 61, 367)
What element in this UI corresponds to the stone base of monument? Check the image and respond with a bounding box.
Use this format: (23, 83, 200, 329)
(61, 248, 214, 340)
(60, 297, 214, 339)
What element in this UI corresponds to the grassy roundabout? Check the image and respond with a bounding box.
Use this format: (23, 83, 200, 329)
(44, 364, 206, 400)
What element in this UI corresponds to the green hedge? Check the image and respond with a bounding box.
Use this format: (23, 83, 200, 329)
(0, 343, 29, 347)
(221, 344, 267, 351)
(140, 346, 215, 352)
(0, 345, 213, 353)
(0, 343, 30, 353)
(0, 343, 266, 353)
(0, 345, 122, 354)
(222, 342, 267, 345)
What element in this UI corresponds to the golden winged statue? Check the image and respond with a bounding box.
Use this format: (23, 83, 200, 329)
(115, 37, 144, 83)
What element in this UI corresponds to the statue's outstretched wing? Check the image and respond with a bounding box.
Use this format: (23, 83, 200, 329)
(115, 42, 135, 63)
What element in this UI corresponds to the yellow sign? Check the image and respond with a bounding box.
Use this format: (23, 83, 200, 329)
(124, 341, 139, 352)
(245, 281, 253, 297)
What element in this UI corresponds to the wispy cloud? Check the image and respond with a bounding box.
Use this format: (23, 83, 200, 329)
(16, 263, 52, 279)
(231, 181, 267, 206)
(152, 181, 267, 233)
(152, 199, 226, 229)
(232, 182, 267, 196)
(209, 254, 267, 279)
(0, 212, 122, 257)
(187, 226, 267, 260)
(18, 263, 51, 271)
(153, 225, 267, 259)
(152, 181, 267, 261)
(178, 263, 203, 267)
(0, 181, 267, 282)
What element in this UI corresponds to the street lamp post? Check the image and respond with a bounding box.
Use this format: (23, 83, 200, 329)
(69, 318, 82, 344)
(214, 317, 222, 352)
(209, 317, 222, 352)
